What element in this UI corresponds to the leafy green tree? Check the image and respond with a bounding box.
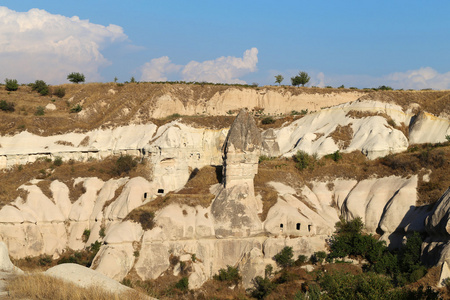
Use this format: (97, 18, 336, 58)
(275, 74, 284, 86)
(291, 71, 310, 87)
(274, 246, 294, 268)
(5, 78, 18, 91)
(67, 72, 85, 84)
(250, 276, 276, 299)
(213, 265, 241, 285)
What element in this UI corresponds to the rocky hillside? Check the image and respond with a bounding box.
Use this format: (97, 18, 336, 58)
(0, 83, 449, 298)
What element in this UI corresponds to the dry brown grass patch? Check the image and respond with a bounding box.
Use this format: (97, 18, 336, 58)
(6, 273, 146, 300)
(328, 124, 353, 150)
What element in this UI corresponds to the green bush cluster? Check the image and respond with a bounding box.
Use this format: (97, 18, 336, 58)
(53, 87, 66, 98)
(213, 265, 242, 285)
(294, 150, 316, 170)
(325, 150, 342, 162)
(328, 218, 427, 286)
(138, 211, 155, 230)
(31, 80, 49, 96)
(5, 78, 18, 91)
(57, 241, 101, 268)
(174, 277, 189, 292)
(273, 246, 294, 268)
(0, 100, 15, 112)
(112, 155, 137, 176)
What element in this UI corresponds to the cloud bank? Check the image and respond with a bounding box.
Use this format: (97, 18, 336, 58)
(0, 6, 127, 83)
(140, 48, 258, 84)
(318, 67, 450, 90)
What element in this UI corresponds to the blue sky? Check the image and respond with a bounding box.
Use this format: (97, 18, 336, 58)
(1, 1, 450, 89)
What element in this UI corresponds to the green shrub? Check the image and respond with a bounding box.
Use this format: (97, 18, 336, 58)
(113, 155, 137, 176)
(5, 78, 18, 91)
(175, 276, 189, 292)
(139, 211, 155, 230)
(213, 265, 241, 285)
(294, 150, 311, 170)
(31, 80, 49, 96)
(310, 251, 327, 264)
(325, 150, 342, 162)
(273, 246, 294, 268)
(250, 276, 276, 299)
(35, 106, 45, 116)
(53, 87, 66, 98)
(0, 100, 15, 112)
(38, 255, 53, 266)
(261, 116, 275, 124)
(67, 72, 85, 84)
(70, 104, 82, 113)
(53, 157, 63, 166)
(99, 226, 106, 238)
(264, 264, 273, 278)
(259, 155, 275, 163)
(446, 135, 450, 142)
(82, 229, 90, 243)
(295, 255, 308, 265)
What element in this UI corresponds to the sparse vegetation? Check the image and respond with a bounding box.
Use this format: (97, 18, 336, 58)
(35, 106, 45, 116)
(70, 104, 82, 113)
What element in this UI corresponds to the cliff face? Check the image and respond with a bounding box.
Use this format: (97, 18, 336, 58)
(0, 86, 449, 290)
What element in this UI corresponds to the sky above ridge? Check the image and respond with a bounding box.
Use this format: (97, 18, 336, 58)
(1, 1, 450, 89)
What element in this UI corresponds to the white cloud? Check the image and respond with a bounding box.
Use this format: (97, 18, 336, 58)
(319, 67, 450, 90)
(0, 6, 127, 83)
(140, 48, 259, 84)
(140, 56, 181, 81)
(384, 67, 450, 90)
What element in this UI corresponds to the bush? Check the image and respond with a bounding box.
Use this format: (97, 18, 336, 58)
(82, 229, 90, 243)
(213, 265, 241, 285)
(70, 104, 82, 113)
(175, 276, 189, 292)
(325, 150, 342, 162)
(294, 150, 311, 170)
(31, 80, 49, 96)
(139, 211, 155, 230)
(273, 246, 294, 268)
(261, 116, 275, 124)
(35, 106, 45, 116)
(295, 255, 308, 265)
(113, 155, 137, 176)
(53, 87, 66, 98)
(250, 276, 276, 299)
(0, 100, 15, 112)
(5, 78, 18, 91)
(53, 157, 63, 166)
(67, 72, 85, 84)
(310, 251, 327, 264)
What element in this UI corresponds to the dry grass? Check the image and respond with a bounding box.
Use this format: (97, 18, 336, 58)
(255, 144, 450, 211)
(6, 273, 147, 300)
(0, 83, 447, 137)
(328, 124, 353, 150)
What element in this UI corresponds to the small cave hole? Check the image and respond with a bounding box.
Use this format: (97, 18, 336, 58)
(296, 223, 301, 230)
(280, 223, 283, 229)
(157, 189, 164, 194)
(308, 225, 312, 232)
